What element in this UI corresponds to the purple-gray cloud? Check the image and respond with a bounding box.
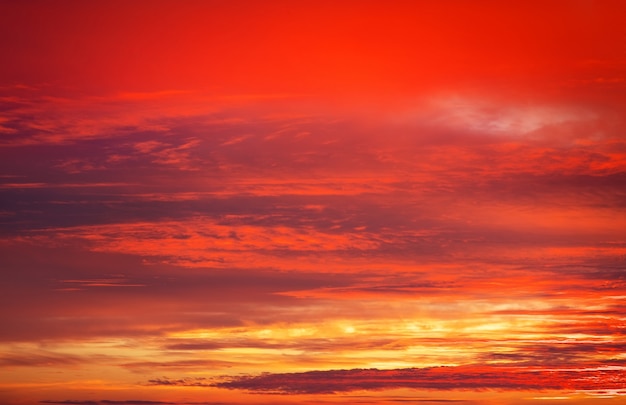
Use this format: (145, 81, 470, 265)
(211, 365, 626, 394)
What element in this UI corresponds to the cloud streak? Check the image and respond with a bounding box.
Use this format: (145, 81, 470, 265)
(214, 365, 626, 394)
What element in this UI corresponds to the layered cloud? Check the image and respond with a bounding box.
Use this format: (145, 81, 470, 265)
(212, 365, 626, 394)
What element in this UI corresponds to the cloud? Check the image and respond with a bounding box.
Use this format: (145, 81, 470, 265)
(131, 138, 202, 171)
(40, 401, 223, 405)
(476, 341, 626, 366)
(40, 400, 232, 405)
(122, 359, 234, 373)
(0, 352, 86, 368)
(146, 377, 212, 387)
(214, 365, 626, 394)
(411, 95, 599, 138)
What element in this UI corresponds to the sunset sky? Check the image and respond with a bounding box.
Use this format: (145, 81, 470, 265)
(1, 1, 626, 404)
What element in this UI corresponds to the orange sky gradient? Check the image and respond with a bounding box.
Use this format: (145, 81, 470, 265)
(1, 1, 625, 405)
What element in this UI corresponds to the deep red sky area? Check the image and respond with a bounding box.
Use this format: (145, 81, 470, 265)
(1, 1, 625, 405)
(2, 0, 624, 96)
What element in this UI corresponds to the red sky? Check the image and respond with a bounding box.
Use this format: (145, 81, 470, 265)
(1, 1, 625, 404)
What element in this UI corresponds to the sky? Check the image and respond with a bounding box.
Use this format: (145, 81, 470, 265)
(1, 1, 625, 404)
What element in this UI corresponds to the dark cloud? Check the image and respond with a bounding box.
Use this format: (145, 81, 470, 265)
(477, 341, 626, 366)
(213, 365, 626, 394)
(146, 377, 212, 387)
